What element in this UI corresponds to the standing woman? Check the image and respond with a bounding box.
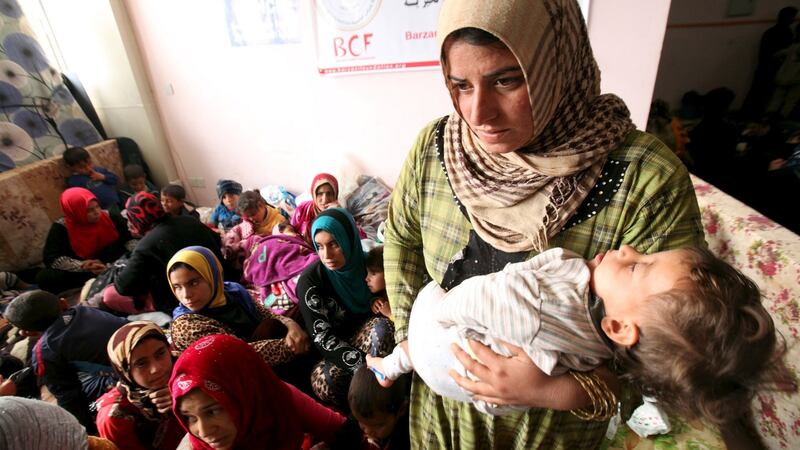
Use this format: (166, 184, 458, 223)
(96, 321, 185, 450)
(297, 208, 395, 408)
(290, 173, 339, 243)
(37, 187, 131, 294)
(384, 0, 704, 448)
(170, 334, 345, 450)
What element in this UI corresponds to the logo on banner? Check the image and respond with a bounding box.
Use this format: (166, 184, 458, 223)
(318, 0, 382, 30)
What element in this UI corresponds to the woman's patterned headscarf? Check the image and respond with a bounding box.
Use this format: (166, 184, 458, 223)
(106, 321, 171, 421)
(169, 334, 303, 450)
(438, 0, 635, 252)
(126, 191, 166, 236)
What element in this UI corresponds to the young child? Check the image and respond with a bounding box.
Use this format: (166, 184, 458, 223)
(63, 146, 120, 210)
(160, 183, 199, 219)
(208, 179, 243, 232)
(329, 365, 410, 450)
(4, 290, 127, 431)
(118, 164, 158, 207)
(367, 245, 782, 427)
(222, 190, 286, 269)
(236, 190, 286, 236)
(366, 246, 391, 319)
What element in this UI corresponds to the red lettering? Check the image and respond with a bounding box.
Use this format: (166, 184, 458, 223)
(333, 37, 346, 57)
(333, 33, 374, 58)
(348, 34, 361, 56)
(363, 33, 372, 52)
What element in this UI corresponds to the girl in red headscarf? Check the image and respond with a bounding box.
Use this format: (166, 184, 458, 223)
(170, 334, 345, 450)
(290, 173, 340, 244)
(36, 187, 130, 294)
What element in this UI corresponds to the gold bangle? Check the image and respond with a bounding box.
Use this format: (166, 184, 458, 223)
(569, 370, 618, 421)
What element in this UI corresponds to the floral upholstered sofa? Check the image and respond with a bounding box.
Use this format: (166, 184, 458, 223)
(0, 140, 122, 273)
(605, 175, 800, 450)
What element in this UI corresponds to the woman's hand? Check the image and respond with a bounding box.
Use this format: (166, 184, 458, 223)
(148, 387, 172, 414)
(80, 259, 107, 275)
(451, 339, 599, 411)
(284, 321, 311, 354)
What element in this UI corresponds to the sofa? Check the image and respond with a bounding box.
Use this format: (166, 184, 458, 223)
(606, 175, 800, 449)
(0, 140, 123, 273)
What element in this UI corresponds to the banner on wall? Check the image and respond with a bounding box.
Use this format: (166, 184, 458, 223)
(313, 0, 443, 75)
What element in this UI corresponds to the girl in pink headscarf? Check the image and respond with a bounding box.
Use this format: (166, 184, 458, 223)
(290, 173, 340, 244)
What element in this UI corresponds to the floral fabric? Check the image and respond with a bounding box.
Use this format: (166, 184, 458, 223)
(605, 175, 800, 450)
(0, 1, 102, 170)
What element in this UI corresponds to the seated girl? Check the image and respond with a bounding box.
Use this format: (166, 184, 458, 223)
(96, 321, 184, 450)
(37, 187, 132, 294)
(291, 173, 340, 244)
(170, 334, 345, 450)
(114, 192, 225, 313)
(167, 246, 310, 368)
(221, 190, 286, 270)
(367, 246, 782, 427)
(297, 208, 394, 408)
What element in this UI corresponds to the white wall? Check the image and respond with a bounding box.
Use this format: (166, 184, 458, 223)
(588, 0, 672, 128)
(118, 0, 671, 205)
(14, 1, 673, 205)
(123, 0, 451, 204)
(654, 0, 800, 111)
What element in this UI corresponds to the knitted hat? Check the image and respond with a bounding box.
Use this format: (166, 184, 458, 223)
(5, 290, 61, 332)
(216, 179, 243, 199)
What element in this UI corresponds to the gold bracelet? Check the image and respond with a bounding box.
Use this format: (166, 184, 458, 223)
(569, 370, 618, 421)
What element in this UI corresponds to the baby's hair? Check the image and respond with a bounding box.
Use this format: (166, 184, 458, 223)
(162, 184, 187, 201)
(616, 246, 783, 426)
(348, 365, 409, 418)
(365, 246, 384, 273)
(237, 190, 266, 214)
(62, 147, 90, 166)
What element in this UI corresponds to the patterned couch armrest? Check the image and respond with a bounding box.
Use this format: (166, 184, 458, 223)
(606, 175, 800, 450)
(0, 140, 123, 272)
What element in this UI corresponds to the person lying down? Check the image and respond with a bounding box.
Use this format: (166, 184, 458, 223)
(367, 246, 781, 428)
